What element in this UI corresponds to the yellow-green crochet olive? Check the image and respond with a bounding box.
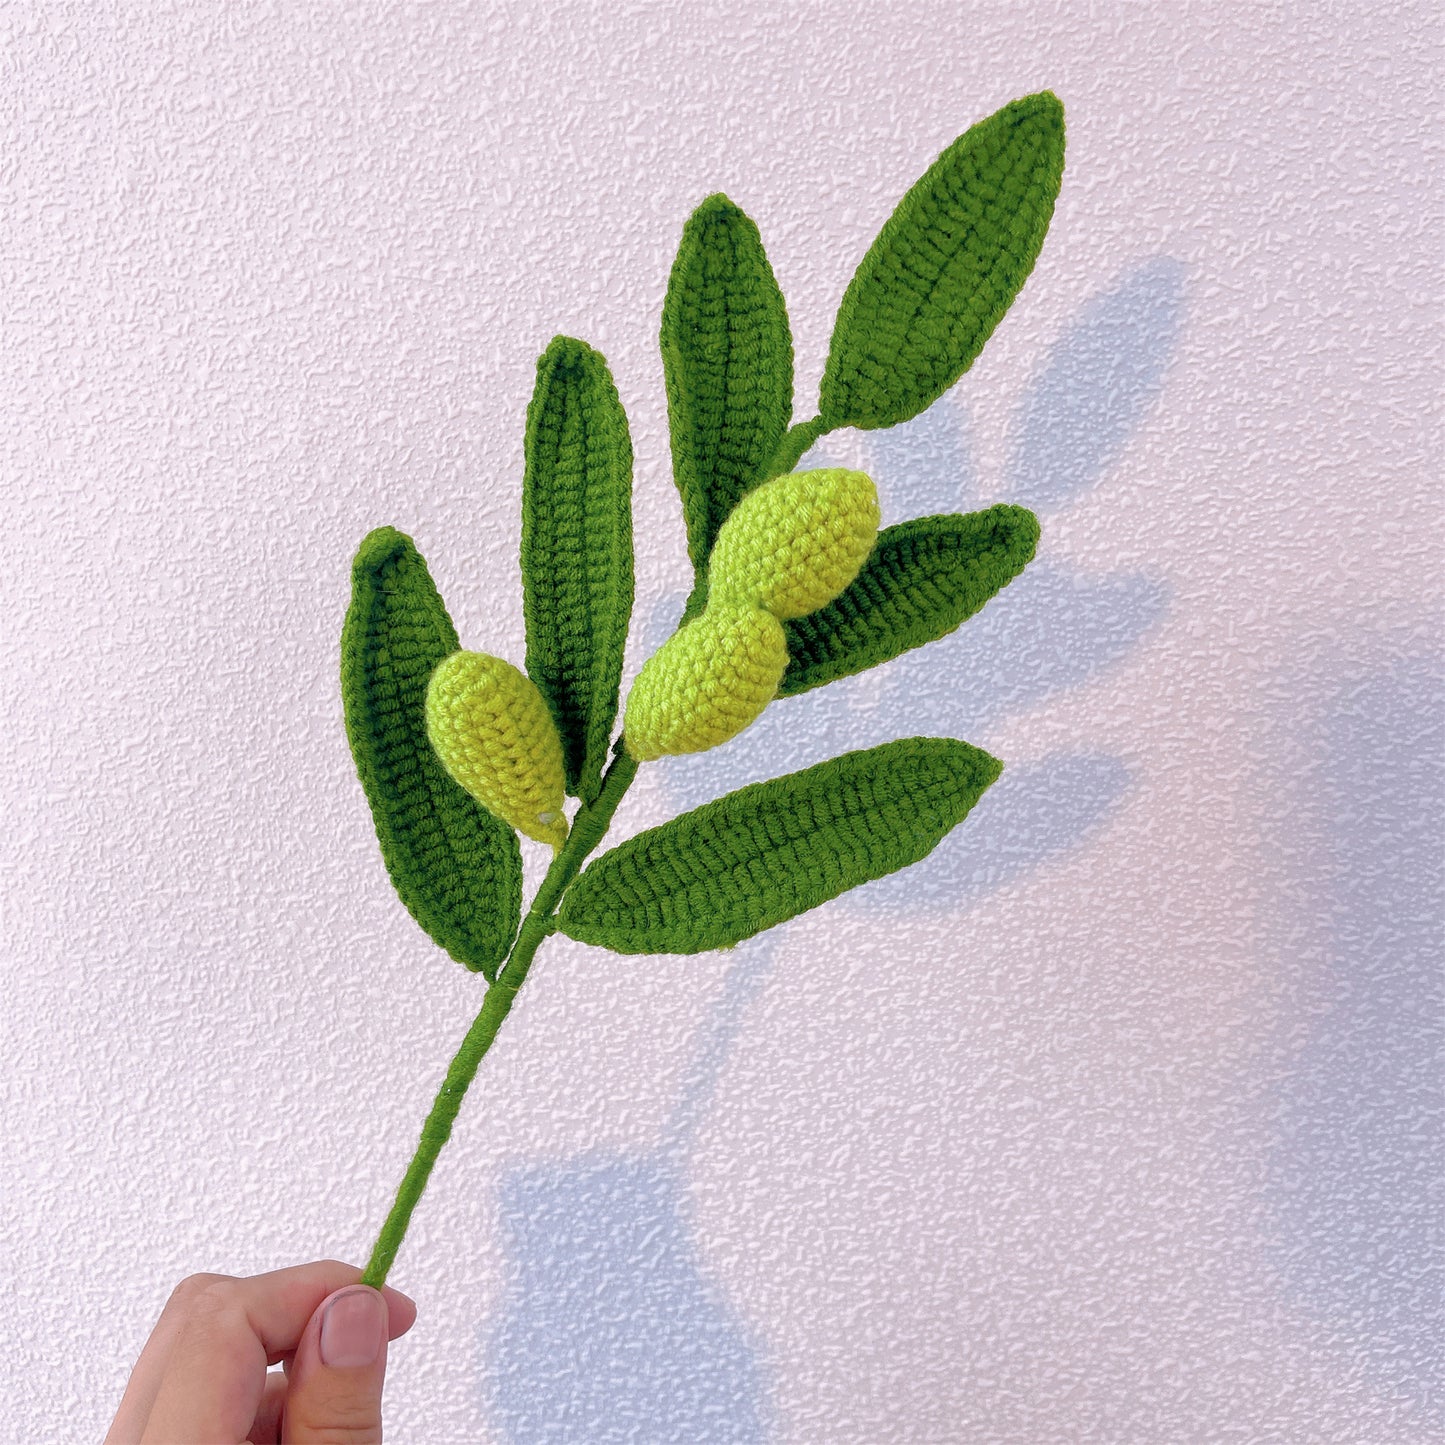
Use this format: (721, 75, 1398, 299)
(708, 467, 881, 620)
(624, 606, 788, 762)
(425, 650, 569, 849)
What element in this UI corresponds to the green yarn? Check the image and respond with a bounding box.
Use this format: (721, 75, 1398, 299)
(661, 193, 794, 575)
(345, 93, 1063, 1294)
(624, 605, 789, 762)
(557, 737, 1002, 955)
(819, 91, 1065, 431)
(625, 468, 880, 761)
(521, 336, 635, 805)
(780, 504, 1040, 697)
(709, 468, 881, 620)
(340, 527, 522, 979)
(425, 650, 570, 850)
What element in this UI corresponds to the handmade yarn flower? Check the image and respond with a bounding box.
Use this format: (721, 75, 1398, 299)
(338, 91, 1064, 1291)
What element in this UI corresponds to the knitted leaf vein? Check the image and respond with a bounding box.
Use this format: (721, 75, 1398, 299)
(521, 336, 635, 803)
(819, 91, 1065, 431)
(340, 527, 523, 977)
(661, 194, 794, 573)
(557, 737, 1001, 954)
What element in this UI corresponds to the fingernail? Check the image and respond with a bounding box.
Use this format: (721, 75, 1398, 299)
(319, 1287, 386, 1368)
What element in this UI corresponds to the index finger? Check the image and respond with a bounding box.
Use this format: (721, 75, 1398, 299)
(214, 1261, 417, 1359)
(109, 1262, 415, 1445)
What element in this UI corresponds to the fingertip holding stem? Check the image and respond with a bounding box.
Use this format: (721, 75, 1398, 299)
(319, 1287, 387, 1369)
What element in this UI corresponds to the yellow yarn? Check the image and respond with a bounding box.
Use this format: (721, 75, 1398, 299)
(708, 468, 880, 619)
(425, 650, 569, 849)
(624, 468, 880, 762)
(624, 607, 788, 762)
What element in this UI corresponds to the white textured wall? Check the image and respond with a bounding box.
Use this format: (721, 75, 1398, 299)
(4, 3, 1440, 1441)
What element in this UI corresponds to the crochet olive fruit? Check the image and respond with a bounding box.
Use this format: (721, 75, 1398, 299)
(709, 467, 881, 619)
(625, 466, 880, 760)
(425, 650, 570, 850)
(624, 607, 789, 762)
(339, 91, 1064, 1295)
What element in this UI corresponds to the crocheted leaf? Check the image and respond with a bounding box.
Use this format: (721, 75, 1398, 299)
(341, 527, 523, 979)
(819, 91, 1065, 431)
(780, 505, 1039, 697)
(661, 193, 793, 573)
(521, 336, 635, 804)
(557, 737, 1001, 954)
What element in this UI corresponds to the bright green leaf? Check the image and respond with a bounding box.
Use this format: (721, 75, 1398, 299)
(340, 527, 522, 978)
(780, 505, 1039, 696)
(521, 336, 635, 804)
(557, 737, 1001, 955)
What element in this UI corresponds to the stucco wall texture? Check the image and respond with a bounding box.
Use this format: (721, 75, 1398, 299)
(3, 2, 1440, 1441)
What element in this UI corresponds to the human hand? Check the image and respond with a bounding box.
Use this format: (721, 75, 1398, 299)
(103, 1260, 417, 1444)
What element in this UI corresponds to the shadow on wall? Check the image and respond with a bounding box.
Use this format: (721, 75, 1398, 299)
(478, 255, 1186, 1443)
(1265, 650, 1444, 1425)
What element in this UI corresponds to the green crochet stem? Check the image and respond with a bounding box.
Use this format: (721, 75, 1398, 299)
(360, 742, 640, 1290)
(766, 415, 828, 480)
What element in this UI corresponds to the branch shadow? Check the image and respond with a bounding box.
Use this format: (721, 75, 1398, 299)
(1263, 649, 1444, 1422)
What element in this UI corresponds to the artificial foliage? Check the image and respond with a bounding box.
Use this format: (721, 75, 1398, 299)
(660, 193, 793, 585)
(780, 503, 1041, 696)
(520, 335, 634, 804)
(557, 738, 1003, 955)
(340, 527, 521, 979)
(338, 91, 1066, 1292)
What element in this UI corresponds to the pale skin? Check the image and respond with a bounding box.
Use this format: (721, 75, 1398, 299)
(104, 1261, 418, 1445)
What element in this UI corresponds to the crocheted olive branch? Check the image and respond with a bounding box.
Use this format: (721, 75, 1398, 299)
(344, 91, 1065, 1291)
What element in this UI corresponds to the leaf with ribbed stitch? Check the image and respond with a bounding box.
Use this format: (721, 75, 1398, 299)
(661, 193, 794, 575)
(779, 505, 1040, 696)
(522, 336, 635, 804)
(341, 527, 522, 979)
(819, 91, 1065, 431)
(556, 737, 1002, 955)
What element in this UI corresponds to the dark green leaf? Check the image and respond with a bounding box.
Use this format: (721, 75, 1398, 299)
(557, 737, 1001, 955)
(661, 193, 794, 574)
(521, 336, 635, 804)
(819, 91, 1065, 431)
(780, 505, 1039, 696)
(340, 526, 522, 978)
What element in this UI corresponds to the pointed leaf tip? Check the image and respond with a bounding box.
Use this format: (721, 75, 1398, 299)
(558, 737, 1002, 954)
(661, 193, 794, 573)
(341, 528, 522, 976)
(521, 336, 635, 803)
(820, 91, 1066, 431)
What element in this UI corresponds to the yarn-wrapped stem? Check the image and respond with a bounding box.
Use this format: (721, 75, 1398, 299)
(360, 740, 640, 1290)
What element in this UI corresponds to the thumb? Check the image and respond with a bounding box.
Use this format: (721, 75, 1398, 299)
(281, 1285, 389, 1443)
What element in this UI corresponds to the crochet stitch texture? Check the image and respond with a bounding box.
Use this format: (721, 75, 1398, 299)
(521, 336, 634, 805)
(425, 650, 570, 850)
(337, 90, 1067, 1302)
(624, 606, 789, 762)
(820, 91, 1064, 431)
(781, 503, 1040, 695)
(661, 193, 793, 577)
(709, 467, 881, 619)
(340, 527, 522, 977)
(625, 467, 880, 759)
(558, 737, 1003, 954)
